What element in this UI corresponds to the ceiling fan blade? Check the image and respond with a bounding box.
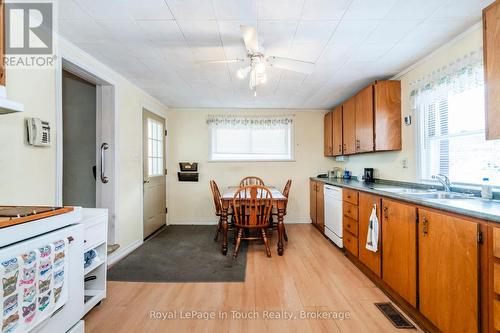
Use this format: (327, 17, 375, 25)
(240, 25, 260, 54)
(267, 56, 315, 74)
(195, 59, 246, 64)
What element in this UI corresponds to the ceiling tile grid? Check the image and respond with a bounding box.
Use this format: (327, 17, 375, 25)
(57, 0, 494, 109)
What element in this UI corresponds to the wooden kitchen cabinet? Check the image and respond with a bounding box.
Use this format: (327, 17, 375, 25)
(309, 180, 324, 233)
(324, 111, 333, 156)
(342, 98, 356, 155)
(382, 198, 417, 307)
(355, 85, 374, 153)
(374, 80, 402, 151)
(484, 0, 500, 140)
(418, 208, 479, 333)
(332, 106, 343, 156)
(358, 192, 382, 277)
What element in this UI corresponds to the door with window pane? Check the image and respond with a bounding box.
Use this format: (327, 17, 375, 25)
(142, 109, 166, 239)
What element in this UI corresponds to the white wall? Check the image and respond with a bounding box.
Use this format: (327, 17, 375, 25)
(166, 109, 332, 225)
(0, 36, 168, 250)
(331, 24, 483, 182)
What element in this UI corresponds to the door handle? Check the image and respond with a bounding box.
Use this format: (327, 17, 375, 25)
(144, 178, 151, 184)
(100, 143, 109, 184)
(383, 206, 388, 219)
(422, 216, 429, 236)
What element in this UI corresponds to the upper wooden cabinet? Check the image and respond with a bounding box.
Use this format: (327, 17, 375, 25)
(374, 80, 402, 151)
(324, 80, 401, 157)
(418, 209, 479, 333)
(332, 106, 343, 156)
(484, 0, 500, 140)
(324, 111, 333, 156)
(342, 98, 356, 155)
(355, 85, 374, 153)
(381, 198, 417, 307)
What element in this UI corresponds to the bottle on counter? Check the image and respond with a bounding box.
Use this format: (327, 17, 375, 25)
(481, 177, 493, 199)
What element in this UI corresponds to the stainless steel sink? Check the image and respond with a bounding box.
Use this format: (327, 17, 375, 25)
(372, 187, 432, 194)
(406, 192, 475, 200)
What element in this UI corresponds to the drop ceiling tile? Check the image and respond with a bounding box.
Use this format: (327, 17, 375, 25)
(177, 20, 221, 45)
(73, 0, 130, 20)
(431, 0, 493, 19)
(366, 20, 422, 44)
(301, 0, 351, 20)
(135, 20, 186, 46)
(57, 0, 91, 20)
(288, 42, 327, 62)
(257, 0, 304, 20)
(212, 0, 257, 20)
(349, 42, 394, 62)
(343, 0, 399, 19)
(400, 19, 474, 45)
(166, 0, 216, 20)
(327, 19, 380, 47)
(293, 21, 339, 45)
(58, 19, 109, 43)
(258, 21, 298, 52)
(96, 19, 148, 43)
(384, 0, 444, 20)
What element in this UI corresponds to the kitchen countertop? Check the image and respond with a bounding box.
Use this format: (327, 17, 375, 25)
(311, 177, 500, 223)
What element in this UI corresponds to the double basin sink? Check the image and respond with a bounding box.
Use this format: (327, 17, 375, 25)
(372, 187, 476, 200)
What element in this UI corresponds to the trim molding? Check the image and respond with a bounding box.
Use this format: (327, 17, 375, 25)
(107, 239, 143, 267)
(168, 219, 311, 225)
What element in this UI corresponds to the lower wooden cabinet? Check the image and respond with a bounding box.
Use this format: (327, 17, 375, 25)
(418, 209, 479, 333)
(309, 180, 324, 233)
(381, 198, 417, 307)
(491, 227, 500, 331)
(358, 192, 382, 277)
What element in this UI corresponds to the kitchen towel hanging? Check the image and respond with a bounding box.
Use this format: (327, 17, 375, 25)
(366, 204, 379, 252)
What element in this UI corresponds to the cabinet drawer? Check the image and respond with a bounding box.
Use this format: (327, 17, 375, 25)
(494, 227, 500, 258)
(343, 216, 358, 237)
(84, 221, 107, 251)
(344, 229, 358, 257)
(343, 189, 358, 205)
(343, 202, 358, 221)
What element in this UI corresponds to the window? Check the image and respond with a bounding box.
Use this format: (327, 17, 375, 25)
(207, 116, 294, 161)
(147, 118, 164, 176)
(413, 49, 500, 186)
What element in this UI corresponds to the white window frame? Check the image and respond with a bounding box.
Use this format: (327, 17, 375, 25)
(207, 118, 295, 162)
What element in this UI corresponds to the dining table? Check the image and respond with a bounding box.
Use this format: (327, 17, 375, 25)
(220, 186, 288, 256)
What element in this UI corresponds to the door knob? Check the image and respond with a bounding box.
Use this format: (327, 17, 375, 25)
(144, 178, 150, 184)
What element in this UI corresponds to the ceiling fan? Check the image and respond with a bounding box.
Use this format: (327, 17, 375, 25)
(198, 25, 316, 96)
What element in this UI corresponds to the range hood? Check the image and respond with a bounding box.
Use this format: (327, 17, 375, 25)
(0, 86, 24, 115)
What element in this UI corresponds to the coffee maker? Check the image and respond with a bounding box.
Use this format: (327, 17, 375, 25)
(363, 168, 374, 182)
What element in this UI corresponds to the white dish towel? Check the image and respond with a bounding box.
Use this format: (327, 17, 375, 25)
(366, 204, 379, 252)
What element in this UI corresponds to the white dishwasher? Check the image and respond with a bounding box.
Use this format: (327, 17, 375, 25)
(324, 185, 343, 248)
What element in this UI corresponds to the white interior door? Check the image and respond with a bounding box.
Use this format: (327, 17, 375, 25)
(142, 109, 166, 239)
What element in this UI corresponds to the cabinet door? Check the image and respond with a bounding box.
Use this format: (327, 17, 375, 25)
(374, 80, 402, 151)
(355, 85, 374, 153)
(419, 209, 479, 332)
(309, 181, 317, 225)
(342, 98, 356, 155)
(381, 198, 417, 307)
(332, 106, 343, 156)
(316, 182, 325, 232)
(484, 1, 500, 140)
(324, 111, 333, 156)
(358, 192, 382, 277)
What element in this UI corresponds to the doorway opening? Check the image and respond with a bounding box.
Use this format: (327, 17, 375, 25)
(142, 109, 166, 239)
(57, 58, 117, 247)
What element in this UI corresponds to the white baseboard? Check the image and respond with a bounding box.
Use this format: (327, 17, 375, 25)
(107, 239, 143, 267)
(169, 218, 310, 225)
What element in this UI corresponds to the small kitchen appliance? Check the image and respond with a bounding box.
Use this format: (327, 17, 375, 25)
(363, 168, 375, 182)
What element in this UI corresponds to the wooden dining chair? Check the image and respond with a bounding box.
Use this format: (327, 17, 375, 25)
(210, 180, 233, 242)
(270, 179, 291, 241)
(232, 185, 274, 258)
(240, 176, 265, 187)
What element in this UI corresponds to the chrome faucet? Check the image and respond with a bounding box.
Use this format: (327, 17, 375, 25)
(432, 174, 452, 192)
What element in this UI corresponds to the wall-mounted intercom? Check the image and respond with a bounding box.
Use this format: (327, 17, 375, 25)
(26, 118, 51, 146)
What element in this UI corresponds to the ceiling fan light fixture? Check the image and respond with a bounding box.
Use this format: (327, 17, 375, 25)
(255, 62, 266, 74)
(236, 66, 251, 80)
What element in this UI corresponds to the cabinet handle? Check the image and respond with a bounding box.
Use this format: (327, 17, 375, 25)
(356, 139, 360, 150)
(383, 206, 388, 219)
(338, 144, 342, 153)
(422, 216, 428, 236)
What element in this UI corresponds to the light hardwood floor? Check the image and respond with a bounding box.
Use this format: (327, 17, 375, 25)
(84, 224, 420, 332)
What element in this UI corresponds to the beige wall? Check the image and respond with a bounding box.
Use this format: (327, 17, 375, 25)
(0, 36, 168, 250)
(331, 24, 483, 181)
(166, 109, 332, 224)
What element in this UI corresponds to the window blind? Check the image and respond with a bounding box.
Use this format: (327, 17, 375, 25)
(207, 116, 294, 161)
(412, 49, 500, 186)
